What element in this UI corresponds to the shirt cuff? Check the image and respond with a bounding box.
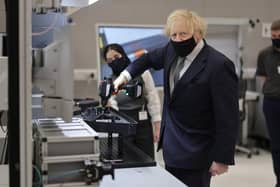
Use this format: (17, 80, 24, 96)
(121, 70, 132, 82)
(151, 114, 161, 124)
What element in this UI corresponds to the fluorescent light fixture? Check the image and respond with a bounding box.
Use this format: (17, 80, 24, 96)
(61, 0, 99, 7)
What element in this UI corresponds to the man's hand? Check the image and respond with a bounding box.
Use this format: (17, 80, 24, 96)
(209, 161, 228, 176)
(153, 121, 161, 143)
(113, 74, 128, 91)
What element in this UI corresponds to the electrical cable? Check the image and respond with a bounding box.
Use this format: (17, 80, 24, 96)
(0, 132, 7, 164)
(47, 169, 82, 183)
(32, 13, 59, 36)
(32, 165, 42, 187)
(0, 111, 8, 133)
(0, 111, 8, 164)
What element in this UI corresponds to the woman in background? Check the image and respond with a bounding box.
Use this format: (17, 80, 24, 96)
(103, 43, 161, 159)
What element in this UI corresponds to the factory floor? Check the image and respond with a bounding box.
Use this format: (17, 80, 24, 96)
(155, 148, 275, 187)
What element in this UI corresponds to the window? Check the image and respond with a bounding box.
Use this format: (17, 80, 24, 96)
(97, 24, 168, 86)
(96, 20, 247, 86)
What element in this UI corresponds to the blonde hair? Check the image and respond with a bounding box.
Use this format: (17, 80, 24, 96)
(164, 9, 207, 39)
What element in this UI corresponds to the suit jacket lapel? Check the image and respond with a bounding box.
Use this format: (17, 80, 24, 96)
(172, 45, 209, 98)
(183, 49, 207, 83)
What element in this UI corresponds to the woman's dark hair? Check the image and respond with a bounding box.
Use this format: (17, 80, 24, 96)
(102, 43, 130, 62)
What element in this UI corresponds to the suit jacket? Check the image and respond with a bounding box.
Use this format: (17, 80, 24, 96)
(126, 41, 239, 169)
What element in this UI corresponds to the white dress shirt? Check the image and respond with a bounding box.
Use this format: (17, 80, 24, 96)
(169, 39, 205, 93)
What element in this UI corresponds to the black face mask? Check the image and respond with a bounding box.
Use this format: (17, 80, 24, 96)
(108, 57, 130, 76)
(272, 38, 280, 49)
(170, 36, 197, 57)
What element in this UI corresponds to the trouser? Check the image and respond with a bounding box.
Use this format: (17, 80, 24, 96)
(120, 109, 154, 159)
(165, 165, 211, 187)
(277, 175, 280, 187)
(263, 97, 280, 187)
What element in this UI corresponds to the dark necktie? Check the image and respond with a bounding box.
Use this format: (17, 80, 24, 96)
(173, 57, 186, 85)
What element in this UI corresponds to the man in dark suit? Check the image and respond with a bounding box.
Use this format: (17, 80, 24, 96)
(114, 9, 239, 187)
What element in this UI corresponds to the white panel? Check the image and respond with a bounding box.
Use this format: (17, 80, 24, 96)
(33, 79, 56, 95)
(0, 0, 5, 11)
(42, 41, 61, 75)
(206, 32, 238, 63)
(262, 23, 271, 38)
(0, 56, 8, 110)
(53, 25, 73, 101)
(74, 68, 97, 81)
(0, 165, 8, 186)
(243, 67, 256, 79)
(19, 0, 33, 186)
(61, 0, 99, 7)
(33, 25, 74, 122)
(0, 11, 6, 32)
(206, 25, 239, 72)
(42, 97, 62, 117)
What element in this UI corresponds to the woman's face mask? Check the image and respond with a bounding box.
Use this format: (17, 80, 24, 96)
(108, 57, 130, 76)
(170, 36, 197, 57)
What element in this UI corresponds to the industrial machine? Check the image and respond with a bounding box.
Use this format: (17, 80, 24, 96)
(30, 1, 116, 187)
(33, 117, 114, 186)
(5, 0, 158, 186)
(32, 0, 99, 14)
(76, 78, 155, 168)
(31, 0, 100, 123)
(30, 76, 151, 186)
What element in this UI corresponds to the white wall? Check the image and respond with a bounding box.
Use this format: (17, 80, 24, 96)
(70, 0, 279, 99)
(0, 0, 6, 32)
